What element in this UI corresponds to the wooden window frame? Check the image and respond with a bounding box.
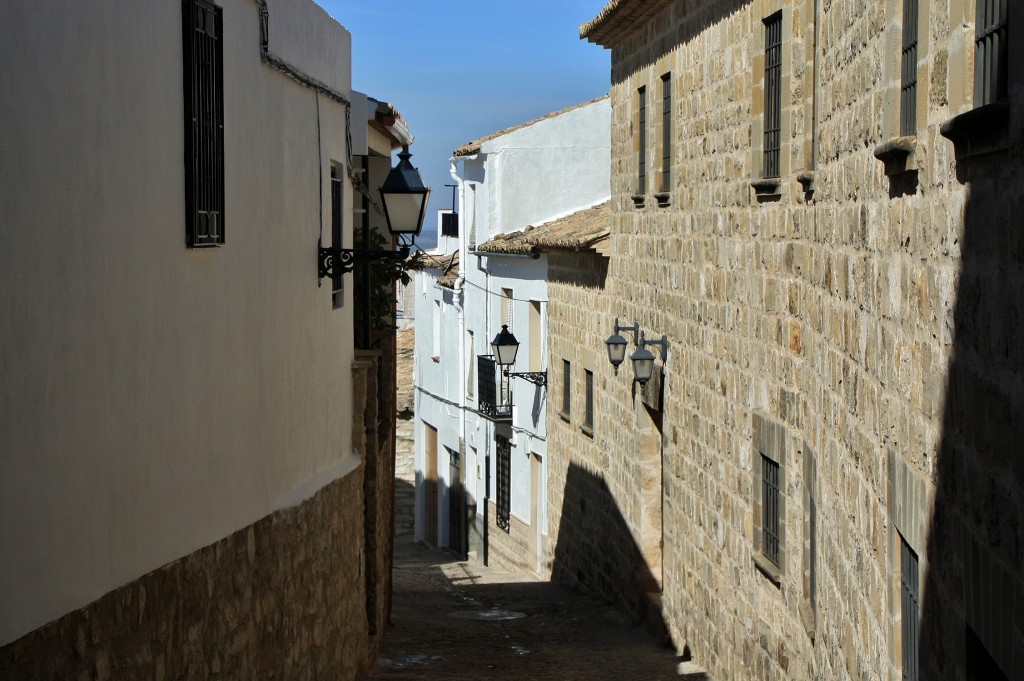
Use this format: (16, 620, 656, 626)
(900, 0, 919, 135)
(974, 0, 1009, 107)
(762, 12, 783, 179)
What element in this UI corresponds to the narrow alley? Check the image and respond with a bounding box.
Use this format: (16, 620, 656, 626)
(360, 538, 683, 681)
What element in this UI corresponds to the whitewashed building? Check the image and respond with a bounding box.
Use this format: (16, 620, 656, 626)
(0, 1, 412, 676)
(413, 97, 610, 573)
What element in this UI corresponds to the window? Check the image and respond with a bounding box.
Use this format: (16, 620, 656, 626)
(763, 12, 783, 179)
(974, 0, 1008, 106)
(584, 369, 594, 431)
(900, 0, 919, 135)
(900, 535, 920, 681)
(466, 331, 475, 398)
(561, 359, 571, 418)
(432, 300, 441, 361)
(501, 288, 513, 329)
(183, 0, 225, 247)
(496, 435, 511, 532)
(529, 301, 542, 372)
(637, 86, 647, 196)
(660, 73, 672, 194)
(761, 454, 781, 566)
(330, 166, 343, 307)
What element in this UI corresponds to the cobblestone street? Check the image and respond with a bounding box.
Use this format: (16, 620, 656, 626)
(360, 537, 681, 681)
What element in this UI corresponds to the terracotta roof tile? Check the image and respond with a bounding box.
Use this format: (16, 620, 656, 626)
(580, 0, 676, 46)
(434, 251, 461, 289)
(475, 202, 610, 255)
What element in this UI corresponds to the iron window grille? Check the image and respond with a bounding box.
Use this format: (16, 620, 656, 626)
(330, 169, 343, 307)
(974, 0, 1008, 106)
(637, 86, 647, 195)
(584, 369, 594, 430)
(763, 12, 783, 179)
(182, 0, 225, 247)
(901, 0, 919, 135)
(901, 536, 920, 681)
(660, 74, 672, 193)
(496, 435, 511, 532)
(761, 453, 781, 566)
(562, 359, 571, 417)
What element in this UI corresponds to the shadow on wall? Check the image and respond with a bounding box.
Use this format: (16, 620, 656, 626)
(549, 462, 672, 647)
(920, 126, 1023, 679)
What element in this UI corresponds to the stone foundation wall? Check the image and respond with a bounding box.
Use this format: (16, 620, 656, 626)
(484, 500, 532, 575)
(0, 471, 369, 681)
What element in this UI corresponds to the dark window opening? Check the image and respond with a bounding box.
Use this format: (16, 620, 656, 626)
(901, 0, 919, 135)
(441, 212, 459, 237)
(584, 369, 594, 430)
(974, 0, 1009, 106)
(183, 0, 225, 247)
(763, 12, 783, 179)
(562, 359, 571, 418)
(660, 74, 672, 193)
(637, 87, 647, 194)
(496, 435, 511, 532)
(761, 453, 781, 566)
(330, 168, 343, 307)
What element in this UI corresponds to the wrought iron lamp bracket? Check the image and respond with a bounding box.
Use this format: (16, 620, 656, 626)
(614, 318, 641, 345)
(505, 370, 548, 388)
(317, 239, 410, 281)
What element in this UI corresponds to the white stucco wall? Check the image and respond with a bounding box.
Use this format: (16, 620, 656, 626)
(479, 98, 611, 242)
(0, 0, 357, 645)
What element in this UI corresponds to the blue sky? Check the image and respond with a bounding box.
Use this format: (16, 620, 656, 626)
(318, 1, 611, 236)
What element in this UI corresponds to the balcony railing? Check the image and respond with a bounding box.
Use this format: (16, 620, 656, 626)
(476, 355, 511, 422)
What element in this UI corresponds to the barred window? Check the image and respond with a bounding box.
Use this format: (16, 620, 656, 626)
(183, 0, 224, 247)
(660, 74, 672, 193)
(761, 453, 781, 566)
(584, 369, 594, 431)
(496, 435, 511, 532)
(562, 359, 571, 418)
(637, 86, 647, 194)
(330, 167, 343, 307)
(763, 12, 782, 179)
(900, 536, 920, 681)
(974, 0, 1008, 106)
(901, 0, 919, 135)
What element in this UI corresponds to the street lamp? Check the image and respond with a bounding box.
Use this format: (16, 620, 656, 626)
(605, 318, 639, 375)
(317, 146, 431, 281)
(490, 324, 547, 387)
(379, 146, 431, 239)
(631, 332, 669, 386)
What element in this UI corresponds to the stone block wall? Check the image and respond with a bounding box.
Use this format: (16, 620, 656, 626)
(0, 471, 368, 681)
(568, 0, 1024, 680)
(2, 350, 400, 680)
(484, 499, 533, 575)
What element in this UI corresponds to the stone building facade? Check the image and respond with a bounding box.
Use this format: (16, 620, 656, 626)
(540, 1, 1023, 680)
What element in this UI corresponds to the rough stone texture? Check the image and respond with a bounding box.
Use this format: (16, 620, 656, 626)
(548, 1, 1024, 680)
(0, 472, 368, 681)
(2, 350, 400, 680)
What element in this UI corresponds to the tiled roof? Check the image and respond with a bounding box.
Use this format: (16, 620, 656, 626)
(434, 251, 461, 289)
(475, 202, 610, 255)
(580, 0, 676, 46)
(453, 96, 609, 157)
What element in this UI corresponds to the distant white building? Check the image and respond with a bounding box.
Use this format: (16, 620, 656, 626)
(412, 97, 610, 573)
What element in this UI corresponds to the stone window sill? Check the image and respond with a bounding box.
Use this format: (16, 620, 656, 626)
(654, 192, 671, 207)
(559, 410, 571, 424)
(631, 194, 646, 208)
(580, 424, 594, 438)
(751, 178, 781, 200)
(872, 135, 916, 176)
(753, 553, 782, 587)
(796, 171, 816, 194)
(940, 100, 1009, 161)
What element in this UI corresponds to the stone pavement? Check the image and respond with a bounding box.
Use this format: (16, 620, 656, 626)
(359, 537, 684, 681)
